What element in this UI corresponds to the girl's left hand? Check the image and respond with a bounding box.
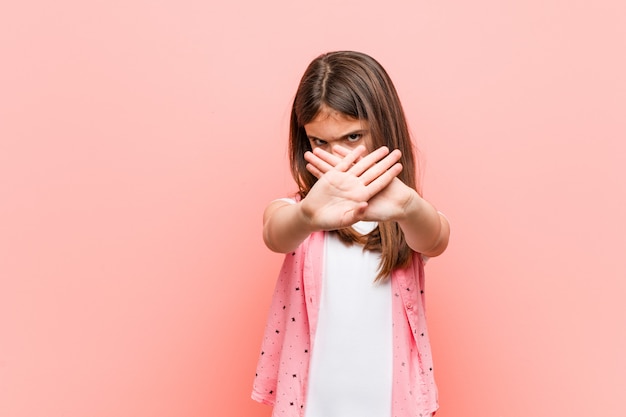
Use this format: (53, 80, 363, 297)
(305, 144, 417, 223)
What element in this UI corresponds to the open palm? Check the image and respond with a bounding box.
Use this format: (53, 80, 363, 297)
(301, 145, 408, 229)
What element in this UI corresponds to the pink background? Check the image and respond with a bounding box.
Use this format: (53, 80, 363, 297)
(1, 1, 625, 416)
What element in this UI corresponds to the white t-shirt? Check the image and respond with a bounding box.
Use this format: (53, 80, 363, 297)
(304, 221, 393, 417)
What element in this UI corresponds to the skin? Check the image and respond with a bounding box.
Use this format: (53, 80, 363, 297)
(263, 108, 450, 258)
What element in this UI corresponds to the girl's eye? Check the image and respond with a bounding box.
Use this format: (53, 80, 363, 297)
(312, 138, 327, 146)
(347, 134, 362, 142)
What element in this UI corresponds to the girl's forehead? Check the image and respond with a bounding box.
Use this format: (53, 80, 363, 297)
(304, 110, 369, 140)
(311, 105, 359, 123)
(307, 112, 365, 130)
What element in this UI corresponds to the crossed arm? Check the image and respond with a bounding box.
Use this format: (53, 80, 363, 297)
(263, 145, 450, 257)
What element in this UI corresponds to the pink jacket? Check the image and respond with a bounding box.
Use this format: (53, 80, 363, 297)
(252, 231, 438, 417)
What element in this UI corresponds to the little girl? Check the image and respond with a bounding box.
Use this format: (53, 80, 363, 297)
(252, 51, 450, 417)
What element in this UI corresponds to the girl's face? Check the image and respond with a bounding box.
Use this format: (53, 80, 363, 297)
(303, 106, 373, 156)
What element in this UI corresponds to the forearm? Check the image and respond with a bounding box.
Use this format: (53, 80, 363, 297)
(397, 192, 450, 258)
(263, 201, 317, 253)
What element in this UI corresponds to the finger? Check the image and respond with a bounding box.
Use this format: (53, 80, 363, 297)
(365, 163, 403, 197)
(305, 163, 323, 178)
(333, 145, 367, 171)
(310, 145, 366, 172)
(333, 146, 398, 181)
(359, 150, 398, 185)
(331, 144, 366, 165)
(304, 151, 334, 174)
(341, 202, 369, 225)
(359, 149, 402, 185)
(310, 147, 342, 168)
(353, 201, 368, 218)
(330, 144, 353, 158)
(350, 146, 391, 176)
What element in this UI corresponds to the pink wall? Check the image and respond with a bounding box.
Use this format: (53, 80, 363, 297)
(1, 1, 625, 416)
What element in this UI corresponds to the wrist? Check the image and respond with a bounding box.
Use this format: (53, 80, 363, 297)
(398, 188, 422, 223)
(296, 201, 319, 234)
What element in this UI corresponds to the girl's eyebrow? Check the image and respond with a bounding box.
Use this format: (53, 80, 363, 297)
(308, 129, 368, 142)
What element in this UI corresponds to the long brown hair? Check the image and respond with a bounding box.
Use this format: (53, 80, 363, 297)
(289, 51, 421, 281)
